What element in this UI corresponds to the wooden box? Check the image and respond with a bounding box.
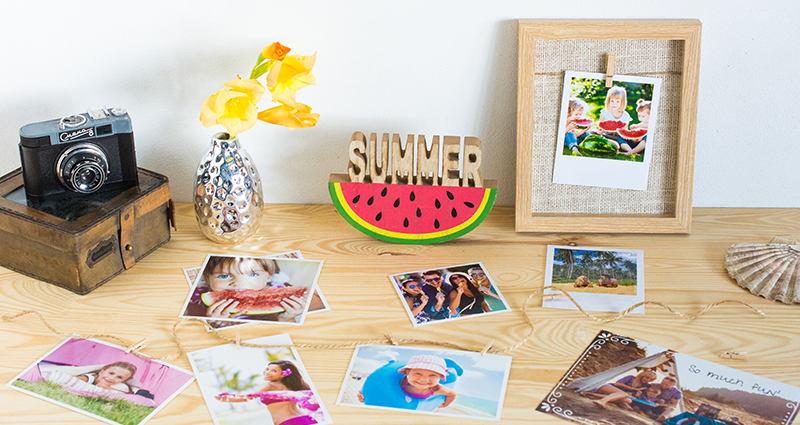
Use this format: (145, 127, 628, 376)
(0, 168, 173, 294)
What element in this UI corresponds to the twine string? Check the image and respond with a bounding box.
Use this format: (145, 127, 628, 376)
(3, 287, 767, 360)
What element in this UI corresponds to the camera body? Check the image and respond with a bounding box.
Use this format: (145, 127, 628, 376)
(19, 107, 139, 203)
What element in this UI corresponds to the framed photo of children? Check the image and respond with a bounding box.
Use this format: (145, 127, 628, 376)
(388, 262, 511, 327)
(336, 344, 512, 421)
(6, 337, 194, 425)
(187, 334, 333, 425)
(179, 254, 324, 325)
(515, 20, 701, 234)
(552, 71, 661, 191)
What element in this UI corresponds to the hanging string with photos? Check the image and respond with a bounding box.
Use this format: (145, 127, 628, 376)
(1, 286, 766, 362)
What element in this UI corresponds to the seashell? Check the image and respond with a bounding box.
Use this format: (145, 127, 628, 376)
(725, 236, 800, 304)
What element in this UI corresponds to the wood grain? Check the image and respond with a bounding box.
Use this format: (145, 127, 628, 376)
(1, 204, 799, 424)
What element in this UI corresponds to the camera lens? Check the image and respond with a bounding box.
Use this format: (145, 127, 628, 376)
(56, 144, 109, 194)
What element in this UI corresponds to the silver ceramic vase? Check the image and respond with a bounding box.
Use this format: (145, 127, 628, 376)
(194, 132, 263, 243)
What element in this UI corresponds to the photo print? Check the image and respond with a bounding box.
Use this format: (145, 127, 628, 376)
(6, 338, 194, 425)
(188, 334, 332, 425)
(543, 245, 645, 314)
(537, 331, 800, 425)
(180, 254, 324, 325)
(552, 70, 662, 190)
(183, 251, 330, 331)
(388, 262, 510, 327)
(337, 344, 512, 421)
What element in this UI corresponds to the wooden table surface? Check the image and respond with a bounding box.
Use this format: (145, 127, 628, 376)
(1, 204, 799, 425)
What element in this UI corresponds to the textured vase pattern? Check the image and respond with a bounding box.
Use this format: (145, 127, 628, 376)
(194, 133, 263, 243)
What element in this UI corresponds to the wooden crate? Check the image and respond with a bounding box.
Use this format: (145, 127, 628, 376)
(0, 168, 173, 294)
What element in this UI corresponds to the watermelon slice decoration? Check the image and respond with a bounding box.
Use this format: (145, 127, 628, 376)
(578, 135, 618, 157)
(571, 118, 593, 129)
(618, 127, 647, 140)
(329, 174, 497, 244)
(597, 120, 626, 132)
(201, 287, 309, 315)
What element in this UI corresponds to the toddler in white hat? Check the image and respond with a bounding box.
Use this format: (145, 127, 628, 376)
(398, 355, 457, 408)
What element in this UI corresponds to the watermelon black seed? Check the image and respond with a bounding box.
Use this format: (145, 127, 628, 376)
(464, 201, 474, 208)
(403, 218, 409, 228)
(393, 198, 400, 208)
(352, 195, 360, 204)
(446, 191, 454, 200)
(435, 199, 441, 209)
(381, 187, 387, 197)
(434, 219, 440, 229)
(367, 196, 374, 206)
(410, 191, 415, 201)
(451, 207, 458, 218)
(375, 212, 382, 221)
(416, 207, 422, 218)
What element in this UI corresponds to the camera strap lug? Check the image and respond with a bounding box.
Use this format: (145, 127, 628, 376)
(119, 203, 136, 269)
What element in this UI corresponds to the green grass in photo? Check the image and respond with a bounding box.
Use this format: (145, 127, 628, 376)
(10, 380, 154, 425)
(563, 146, 644, 162)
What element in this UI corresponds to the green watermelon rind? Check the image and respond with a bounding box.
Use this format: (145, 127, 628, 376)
(329, 182, 496, 245)
(578, 135, 617, 157)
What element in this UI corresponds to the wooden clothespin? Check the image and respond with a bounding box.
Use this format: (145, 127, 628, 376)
(720, 350, 747, 360)
(385, 328, 399, 346)
(605, 53, 615, 87)
(480, 339, 495, 356)
(125, 339, 147, 353)
(235, 329, 241, 348)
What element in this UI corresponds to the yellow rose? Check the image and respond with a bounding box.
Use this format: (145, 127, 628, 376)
(257, 101, 319, 130)
(200, 79, 266, 137)
(269, 53, 317, 102)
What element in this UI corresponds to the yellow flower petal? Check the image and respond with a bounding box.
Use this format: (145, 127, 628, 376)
(261, 42, 291, 61)
(224, 78, 265, 104)
(257, 102, 319, 130)
(199, 91, 222, 127)
(270, 52, 317, 102)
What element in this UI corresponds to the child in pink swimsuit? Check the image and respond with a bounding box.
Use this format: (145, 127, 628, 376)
(216, 360, 320, 425)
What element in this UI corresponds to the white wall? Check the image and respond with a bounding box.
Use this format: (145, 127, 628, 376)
(1, 1, 797, 207)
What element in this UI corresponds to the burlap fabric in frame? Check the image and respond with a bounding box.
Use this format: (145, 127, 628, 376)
(531, 39, 683, 215)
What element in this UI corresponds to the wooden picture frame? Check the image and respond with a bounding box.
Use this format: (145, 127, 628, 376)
(515, 20, 701, 233)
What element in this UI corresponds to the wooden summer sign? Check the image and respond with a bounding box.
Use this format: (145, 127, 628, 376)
(329, 132, 497, 244)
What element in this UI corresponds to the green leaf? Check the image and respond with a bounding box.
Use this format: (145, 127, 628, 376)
(250, 58, 274, 80)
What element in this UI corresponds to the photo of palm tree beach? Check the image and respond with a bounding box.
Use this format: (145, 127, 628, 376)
(543, 246, 645, 313)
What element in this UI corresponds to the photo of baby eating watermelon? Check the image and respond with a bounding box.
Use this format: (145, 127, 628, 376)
(552, 70, 662, 191)
(6, 337, 194, 425)
(179, 254, 324, 325)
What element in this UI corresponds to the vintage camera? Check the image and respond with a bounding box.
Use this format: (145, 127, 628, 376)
(19, 107, 139, 203)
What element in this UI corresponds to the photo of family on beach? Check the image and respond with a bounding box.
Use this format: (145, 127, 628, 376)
(552, 71, 662, 191)
(183, 251, 330, 331)
(179, 254, 324, 325)
(337, 345, 511, 420)
(389, 263, 510, 326)
(188, 334, 332, 425)
(537, 331, 800, 425)
(6, 338, 194, 425)
(544, 245, 645, 313)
